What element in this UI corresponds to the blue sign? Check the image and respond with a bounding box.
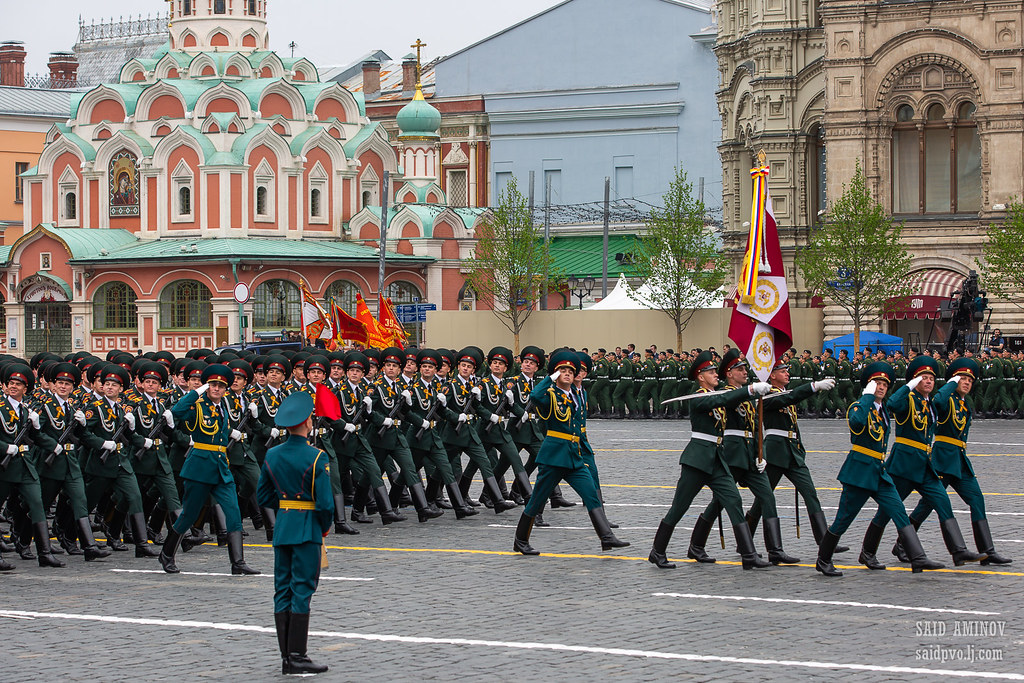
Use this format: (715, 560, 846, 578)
(394, 303, 436, 324)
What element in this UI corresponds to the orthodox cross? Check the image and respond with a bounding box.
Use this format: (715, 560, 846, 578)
(411, 38, 427, 86)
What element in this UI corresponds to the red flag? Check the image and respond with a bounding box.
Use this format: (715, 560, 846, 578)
(728, 162, 793, 381)
(331, 299, 368, 345)
(377, 296, 408, 350)
(314, 382, 342, 421)
(355, 293, 391, 349)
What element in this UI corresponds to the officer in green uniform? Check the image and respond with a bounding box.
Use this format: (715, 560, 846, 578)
(0, 363, 66, 568)
(656, 351, 677, 419)
(998, 350, 1016, 417)
(158, 364, 259, 575)
(636, 349, 659, 418)
(836, 350, 854, 408)
(258, 391, 333, 676)
(1015, 352, 1024, 416)
(476, 346, 534, 501)
(896, 359, 1011, 565)
(818, 349, 840, 417)
(815, 362, 945, 576)
(612, 352, 639, 418)
(590, 349, 612, 418)
(799, 351, 818, 417)
(512, 350, 628, 555)
(647, 351, 772, 571)
(675, 352, 692, 419)
(861, 356, 985, 568)
(891, 350, 908, 399)
(224, 359, 269, 535)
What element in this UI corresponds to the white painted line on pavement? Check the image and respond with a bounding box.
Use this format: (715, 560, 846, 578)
(108, 569, 374, 581)
(486, 524, 663, 531)
(0, 609, 1020, 680)
(652, 592, 1001, 616)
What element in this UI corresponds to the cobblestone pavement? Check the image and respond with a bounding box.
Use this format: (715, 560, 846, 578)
(3, 419, 1022, 681)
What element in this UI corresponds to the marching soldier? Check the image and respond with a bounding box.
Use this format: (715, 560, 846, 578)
(475, 346, 534, 503)
(636, 349, 659, 419)
(224, 359, 266, 535)
(257, 391, 332, 676)
(590, 349, 612, 418)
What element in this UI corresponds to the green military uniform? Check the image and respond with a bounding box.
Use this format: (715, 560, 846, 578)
(590, 355, 612, 417)
(657, 356, 678, 418)
(636, 354, 659, 418)
(818, 354, 840, 417)
(612, 354, 639, 418)
(257, 390, 333, 675)
(127, 388, 182, 523)
(799, 357, 817, 415)
(675, 356, 692, 418)
(837, 356, 854, 407)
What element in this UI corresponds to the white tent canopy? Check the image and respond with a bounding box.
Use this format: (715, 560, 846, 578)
(588, 273, 725, 310)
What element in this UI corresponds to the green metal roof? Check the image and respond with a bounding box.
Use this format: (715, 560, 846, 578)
(15, 225, 140, 259)
(68, 236, 433, 265)
(343, 121, 379, 157)
(0, 245, 12, 264)
(548, 234, 642, 279)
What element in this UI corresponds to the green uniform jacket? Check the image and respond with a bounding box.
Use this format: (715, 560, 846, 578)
(257, 434, 333, 546)
(931, 380, 974, 479)
(507, 374, 544, 446)
(529, 376, 585, 470)
(34, 396, 80, 481)
(402, 377, 446, 452)
(884, 384, 936, 485)
(720, 384, 757, 471)
(126, 393, 173, 476)
(0, 397, 40, 484)
(171, 390, 233, 485)
(837, 394, 893, 492)
(680, 387, 753, 474)
(253, 385, 289, 460)
(224, 390, 258, 466)
(329, 380, 372, 458)
(367, 377, 409, 450)
(82, 397, 144, 478)
(439, 377, 484, 447)
(762, 383, 815, 468)
(475, 375, 515, 446)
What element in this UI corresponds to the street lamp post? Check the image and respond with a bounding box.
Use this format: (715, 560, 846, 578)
(567, 275, 596, 310)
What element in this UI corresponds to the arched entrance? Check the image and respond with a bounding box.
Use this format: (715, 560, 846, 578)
(19, 274, 72, 355)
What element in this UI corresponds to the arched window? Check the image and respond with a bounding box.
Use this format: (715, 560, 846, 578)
(362, 190, 371, 209)
(310, 188, 322, 218)
(385, 280, 421, 345)
(325, 279, 359, 315)
(256, 186, 268, 216)
(160, 279, 212, 329)
(183, 0, 192, 15)
(93, 281, 138, 330)
(214, 0, 226, 14)
(246, 0, 257, 15)
(179, 186, 191, 216)
(807, 123, 826, 225)
(65, 192, 77, 220)
(892, 100, 981, 214)
(252, 279, 300, 329)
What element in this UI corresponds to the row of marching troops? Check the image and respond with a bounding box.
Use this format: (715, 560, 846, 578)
(0, 341, 632, 573)
(583, 344, 1024, 420)
(641, 347, 1012, 575)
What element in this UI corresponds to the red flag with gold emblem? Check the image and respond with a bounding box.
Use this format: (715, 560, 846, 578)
(355, 293, 391, 349)
(377, 296, 408, 350)
(331, 298, 368, 345)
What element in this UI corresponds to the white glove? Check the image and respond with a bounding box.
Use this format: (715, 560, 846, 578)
(756, 458, 767, 473)
(197, 383, 210, 396)
(362, 396, 373, 410)
(164, 410, 174, 428)
(457, 413, 467, 423)
(383, 417, 394, 427)
(6, 444, 17, 455)
(421, 419, 431, 429)
(28, 410, 40, 430)
(748, 382, 772, 397)
(124, 413, 136, 430)
(230, 429, 243, 442)
(270, 427, 280, 439)
(907, 375, 924, 391)
(144, 438, 154, 449)
(54, 444, 64, 455)
(343, 422, 356, 434)
(74, 410, 87, 426)
(812, 379, 836, 393)
(489, 413, 500, 424)
(471, 386, 481, 399)
(436, 392, 447, 406)
(248, 402, 259, 418)
(401, 390, 413, 406)
(101, 440, 116, 451)
(505, 389, 515, 402)
(550, 371, 561, 382)
(863, 380, 878, 396)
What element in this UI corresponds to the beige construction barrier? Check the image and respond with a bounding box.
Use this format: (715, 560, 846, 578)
(425, 307, 823, 353)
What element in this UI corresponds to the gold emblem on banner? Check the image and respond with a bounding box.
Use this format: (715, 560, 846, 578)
(750, 280, 781, 316)
(752, 330, 775, 375)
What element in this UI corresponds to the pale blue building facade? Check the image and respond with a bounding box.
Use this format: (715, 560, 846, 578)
(435, 0, 720, 213)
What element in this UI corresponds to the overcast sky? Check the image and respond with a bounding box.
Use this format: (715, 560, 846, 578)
(5, 0, 562, 75)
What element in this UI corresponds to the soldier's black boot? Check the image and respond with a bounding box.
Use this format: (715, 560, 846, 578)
(283, 612, 328, 675)
(77, 517, 111, 561)
(939, 518, 986, 565)
(816, 530, 843, 576)
(248, 495, 264, 531)
(483, 476, 518, 513)
(55, 518, 84, 556)
(858, 522, 887, 570)
(212, 504, 229, 547)
(513, 471, 533, 504)
(424, 478, 444, 513)
(410, 483, 443, 523)
(131, 512, 161, 557)
(0, 551, 12, 571)
(261, 506, 276, 542)
(388, 483, 407, 510)
(13, 519, 35, 560)
(549, 483, 576, 508)
(734, 522, 770, 569)
(498, 476, 521, 505)
(350, 487, 373, 524)
(458, 474, 480, 507)
(148, 507, 167, 544)
(447, 483, 478, 520)
(159, 526, 183, 573)
(899, 524, 945, 572)
(686, 514, 716, 563)
(513, 513, 539, 555)
(648, 520, 676, 569)
(764, 517, 800, 565)
(589, 506, 629, 550)
(275, 611, 290, 672)
(332, 494, 359, 535)
(974, 519, 1012, 565)
(891, 514, 921, 562)
(373, 486, 406, 525)
(105, 508, 130, 551)
(227, 530, 260, 575)
(808, 510, 849, 553)
(34, 522, 65, 568)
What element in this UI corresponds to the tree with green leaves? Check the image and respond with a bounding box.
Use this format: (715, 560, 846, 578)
(628, 169, 727, 351)
(797, 160, 914, 352)
(977, 199, 1024, 310)
(463, 176, 560, 352)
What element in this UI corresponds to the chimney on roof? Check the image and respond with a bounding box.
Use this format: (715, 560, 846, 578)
(362, 58, 381, 99)
(402, 54, 417, 93)
(0, 41, 27, 87)
(48, 51, 79, 86)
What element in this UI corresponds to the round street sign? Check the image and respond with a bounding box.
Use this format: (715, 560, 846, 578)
(233, 282, 251, 304)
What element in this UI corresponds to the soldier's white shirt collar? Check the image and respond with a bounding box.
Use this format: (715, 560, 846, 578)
(491, 374, 502, 384)
(402, 374, 415, 384)
(7, 397, 21, 412)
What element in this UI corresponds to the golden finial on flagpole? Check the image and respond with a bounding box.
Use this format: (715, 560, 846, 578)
(756, 149, 767, 169)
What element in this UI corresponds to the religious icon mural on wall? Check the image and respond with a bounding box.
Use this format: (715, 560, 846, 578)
(109, 150, 140, 216)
